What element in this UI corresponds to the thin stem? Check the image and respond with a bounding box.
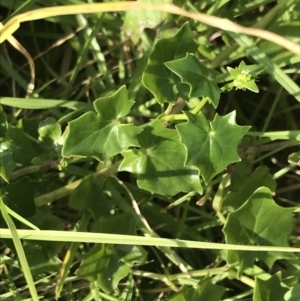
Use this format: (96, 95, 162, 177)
(159, 113, 187, 122)
(191, 97, 209, 114)
(113, 176, 190, 275)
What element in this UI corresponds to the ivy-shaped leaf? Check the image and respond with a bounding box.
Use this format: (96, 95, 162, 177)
(223, 187, 297, 275)
(62, 86, 142, 161)
(176, 111, 250, 183)
(253, 273, 288, 301)
(165, 53, 221, 107)
(119, 120, 202, 196)
(142, 22, 198, 104)
(170, 278, 225, 301)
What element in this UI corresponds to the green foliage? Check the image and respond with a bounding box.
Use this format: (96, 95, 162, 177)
(142, 22, 198, 104)
(176, 110, 250, 182)
(1, 1, 300, 300)
(223, 187, 296, 275)
(62, 86, 142, 161)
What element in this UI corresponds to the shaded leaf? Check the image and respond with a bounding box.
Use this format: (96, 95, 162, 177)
(253, 273, 288, 301)
(170, 278, 225, 301)
(165, 53, 221, 107)
(223, 187, 296, 275)
(62, 86, 142, 161)
(119, 120, 202, 196)
(69, 175, 112, 219)
(142, 22, 198, 104)
(22, 117, 42, 140)
(4, 177, 37, 217)
(8, 120, 44, 166)
(176, 111, 250, 182)
(77, 213, 147, 294)
(222, 166, 276, 211)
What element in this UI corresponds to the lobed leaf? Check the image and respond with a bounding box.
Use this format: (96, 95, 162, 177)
(165, 53, 221, 107)
(176, 111, 250, 182)
(223, 187, 296, 275)
(119, 120, 202, 196)
(62, 86, 142, 161)
(142, 22, 198, 104)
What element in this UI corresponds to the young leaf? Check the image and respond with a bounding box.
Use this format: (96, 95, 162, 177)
(176, 111, 250, 183)
(62, 86, 142, 161)
(253, 273, 288, 301)
(142, 22, 198, 104)
(227, 61, 265, 93)
(223, 187, 297, 275)
(165, 53, 221, 108)
(170, 278, 225, 301)
(119, 120, 202, 196)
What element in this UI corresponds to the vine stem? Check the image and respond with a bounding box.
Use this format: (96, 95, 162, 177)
(191, 97, 209, 114)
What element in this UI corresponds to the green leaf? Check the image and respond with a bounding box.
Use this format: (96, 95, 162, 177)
(253, 273, 288, 301)
(223, 187, 296, 275)
(285, 283, 300, 301)
(176, 111, 250, 183)
(165, 53, 221, 107)
(170, 278, 225, 301)
(0, 104, 8, 137)
(123, 0, 172, 44)
(22, 117, 42, 140)
(69, 175, 112, 219)
(222, 166, 276, 211)
(226, 61, 265, 93)
(38, 117, 61, 148)
(0, 106, 17, 181)
(77, 213, 147, 294)
(0, 145, 17, 182)
(119, 120, 202, 196)
(288, 152, 300, 166)
(8, 120, 44, 166)
(142, 22, 198, 104)
(62, 86, 142, 161)
(77, 243, 131, 295)
(4, 177, 37, 217)
(228, 61, 265, 78)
